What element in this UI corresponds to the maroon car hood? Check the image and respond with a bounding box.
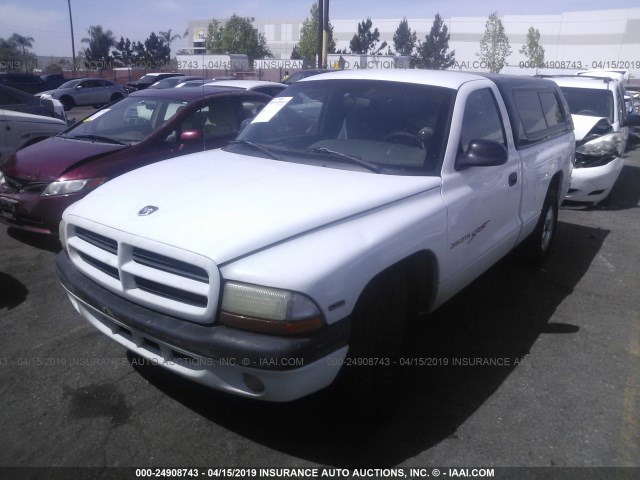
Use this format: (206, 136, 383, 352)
(2, 136, 128, 182)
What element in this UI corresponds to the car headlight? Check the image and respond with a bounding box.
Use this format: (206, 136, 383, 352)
(576, 132, 625, 157)
(41, 178, 106, 196)
(0, 171, 5, 187)
(220, 281, 324, 335)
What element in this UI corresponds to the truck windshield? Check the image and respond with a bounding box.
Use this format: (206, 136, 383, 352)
(230, 79, 455, 175)
(560, 87, 614, 123)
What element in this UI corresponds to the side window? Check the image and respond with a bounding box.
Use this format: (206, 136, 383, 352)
(241, 99, 268, 120)
(181, 101, 239, 139)
(513, 91, 547, 138)
(539, 92, 565, 128)
(460, 88, 506, 154)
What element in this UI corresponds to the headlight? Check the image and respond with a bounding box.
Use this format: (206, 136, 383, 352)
(220, 281, 324, 335)
(41, 178, 106, 196)
(0, 171, 5, 187)
(576, 132, 625, 157)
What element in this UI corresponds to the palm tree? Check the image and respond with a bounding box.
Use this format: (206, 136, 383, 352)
(10, 33, 34, 57)
(159, 29, 181, 53)
(81, 25, 115, 66)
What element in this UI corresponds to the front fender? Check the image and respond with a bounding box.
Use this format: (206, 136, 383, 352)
(219, 188, 447, 325)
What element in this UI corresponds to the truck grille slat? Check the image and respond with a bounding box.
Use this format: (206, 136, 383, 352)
(132, 247, 208, 283)
(78, 252, 120, 279)
(76, 227, 118, 254)
(134, 276, 208, 308)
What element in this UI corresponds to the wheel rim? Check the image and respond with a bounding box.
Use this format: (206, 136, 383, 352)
(541, 206, 555, 252)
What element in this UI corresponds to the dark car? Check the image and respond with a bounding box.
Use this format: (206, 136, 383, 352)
(0, 72, 48, 94)
(126, 73, 184, 92)
(0, 84, 66, 121)
(40, 74, 67, 90)
(0, 88, 271, 234)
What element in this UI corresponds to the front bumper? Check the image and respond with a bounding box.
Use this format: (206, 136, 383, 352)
(564, 156, 624, 204)
(56, 252, 350, 401)
(0, 189, 76, 235)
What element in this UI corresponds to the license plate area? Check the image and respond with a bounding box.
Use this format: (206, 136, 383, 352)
(0, 196, 17, 220)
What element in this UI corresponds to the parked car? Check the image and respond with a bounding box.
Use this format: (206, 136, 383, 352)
(0, 84, 66, 122)
(0, 109, 66, 164)
(36, 78, 127, 111)
(55, 70, 574, 404)
(204, 79, 288, 97)
(40, 73, 67, 90)
(175, 80, 207, 88)
(126, 73, 184, 92)
(0, 72, 48, 94)
(0, 87, 271, 234)
(148, 76, 203, 89)
(545, 73, 640, 205)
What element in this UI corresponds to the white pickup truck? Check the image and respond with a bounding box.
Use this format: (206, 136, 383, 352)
(56, 70, 574, 403)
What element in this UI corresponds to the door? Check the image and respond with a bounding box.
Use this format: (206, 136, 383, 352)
(440, 83, 522, 287)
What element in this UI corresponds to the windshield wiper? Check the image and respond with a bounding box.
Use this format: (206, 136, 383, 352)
(229, 139, 281, 160)
(308, 147, 381, 173)
(68, 134, 127, 145)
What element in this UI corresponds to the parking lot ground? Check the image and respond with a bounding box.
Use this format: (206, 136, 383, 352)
(0, 147, 639, 470)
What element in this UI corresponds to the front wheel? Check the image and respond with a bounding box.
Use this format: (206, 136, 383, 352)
(517, 187, 558, 266)
(60, 96, 74, 111)
(339, 267, 409, 411)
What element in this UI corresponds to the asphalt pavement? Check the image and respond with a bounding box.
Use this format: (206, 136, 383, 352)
(1, 145, 639, 471)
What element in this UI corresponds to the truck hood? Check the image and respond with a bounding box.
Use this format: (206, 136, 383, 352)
(572, 114, 611, 142)
(67, 149, 441, 265)
(2, 136, 128, 182)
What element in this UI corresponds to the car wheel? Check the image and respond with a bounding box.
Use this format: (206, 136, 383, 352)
(517, 186, 558, 266)
(60, 96, 74, 111)
(110, 93, 123, 102)
(339, 266, 408, 411)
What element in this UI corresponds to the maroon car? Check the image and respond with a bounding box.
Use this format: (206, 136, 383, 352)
(0, 87, 271, 234)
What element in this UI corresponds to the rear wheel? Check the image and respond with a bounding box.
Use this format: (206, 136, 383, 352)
(340, 267, 409, 411)
(110, 93, 123, 102)
(518, 186, 558, 265)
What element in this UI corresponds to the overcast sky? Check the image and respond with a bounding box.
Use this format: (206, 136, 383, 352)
(1, 0, 638, 57)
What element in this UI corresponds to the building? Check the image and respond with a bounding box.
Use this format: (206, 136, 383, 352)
(187, 7, 640, 76)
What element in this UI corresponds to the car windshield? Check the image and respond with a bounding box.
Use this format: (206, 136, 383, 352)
(59, 80, 81, 89)
(62, 95, 188, 144)
(560, 87, 614, 122)
(230, 79, 454, 175)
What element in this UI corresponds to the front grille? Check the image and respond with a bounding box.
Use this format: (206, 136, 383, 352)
(66, 223, 218, 324)
(2, 174, 47, 193)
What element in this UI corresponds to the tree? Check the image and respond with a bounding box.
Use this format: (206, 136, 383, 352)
(393, 17, 416, 57)
(141, 32, 171, 67)
(112, 36, 137, 67)
(82, 25, 115, 68)
(296, 2, 336, 62)
(159, 29, 181, 55)
(10, 33, 34, 59)
(519, 26, 545, 70)
(415, 13, 455, 70)
(349, 18, 386, 55)
(290, 45, 303, 60)
(205, 14, 272, 62)
(477, 12, 512, 73)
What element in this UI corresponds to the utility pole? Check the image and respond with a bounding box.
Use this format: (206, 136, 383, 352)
(317, 0, 324, 69)
(322, 0, 329, 69)
(67, 0, 76, 69)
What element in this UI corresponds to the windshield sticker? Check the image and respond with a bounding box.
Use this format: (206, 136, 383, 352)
(83, 109, 110, 122)
(450, 220, 491, 250)
(252, 97, 293, 123)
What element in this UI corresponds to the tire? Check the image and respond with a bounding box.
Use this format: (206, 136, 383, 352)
(340, 266, 409, 411)
(517, 186, 558, 266)
(60, 96, 74, 111)
(110, 93, 123, 102)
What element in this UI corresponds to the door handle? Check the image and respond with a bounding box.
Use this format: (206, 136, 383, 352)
(508, 172, 517, 187)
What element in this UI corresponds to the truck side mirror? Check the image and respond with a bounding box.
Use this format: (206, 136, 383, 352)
(456, 139, 508, 170)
